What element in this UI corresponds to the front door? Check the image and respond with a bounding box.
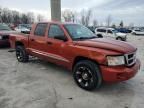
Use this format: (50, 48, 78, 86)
(45, 24, 70, 65)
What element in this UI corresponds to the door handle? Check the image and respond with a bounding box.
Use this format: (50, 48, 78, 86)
(47, 41, 53, 45)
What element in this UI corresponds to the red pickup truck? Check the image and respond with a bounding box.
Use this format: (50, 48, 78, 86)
(9, 22, 140, 90)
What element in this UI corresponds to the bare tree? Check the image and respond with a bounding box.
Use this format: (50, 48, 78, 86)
(12, 11, 20, 25)
(37, 14, 44, 22)
(21, 14, 27, 24)
(93, 19, 98, 27)
(129, 23, 134, 28)
(7, 9, 13, 23)
(85, 9, 92, 26)
(62, 9, 76, 22)
(106, 15, 112, 27)
(81, 10, 86, 25)
(120, 20, 124, 27)
(0, 7, 2, 22)
(80, 9, 92, 26)
(112, 23, 116, 28)
(27, 12, 35, 23)
(0, 6, 46, 24)
(1, 8, 10, 23)
(1, 8, 20, 24)
(100, 22, 104, 27)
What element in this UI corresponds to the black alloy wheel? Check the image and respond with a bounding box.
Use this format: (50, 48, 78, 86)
(16, 46, 29, 62)
(73, 60, 102, 91)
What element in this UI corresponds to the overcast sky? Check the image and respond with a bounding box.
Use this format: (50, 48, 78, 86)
(0, 0, 144, 26)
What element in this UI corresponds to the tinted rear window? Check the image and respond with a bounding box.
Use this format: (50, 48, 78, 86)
(34, 23, 47, 36)
(97, 29, 106, 33)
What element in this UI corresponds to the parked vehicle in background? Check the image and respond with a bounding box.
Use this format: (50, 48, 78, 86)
(95, 27, 127, 41)
(9, 22, 140, 90)
(18, 24, 32, 30)
(15, 25, 30, 34)
(8, 24, 16, 30)
(0, 23, 16, 47)
(141, 27, 144, 31)
(132, 29, 144, 35)
(116, 28, 132, 33)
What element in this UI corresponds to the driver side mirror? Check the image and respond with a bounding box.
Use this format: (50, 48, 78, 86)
(54, 35, 67, 42)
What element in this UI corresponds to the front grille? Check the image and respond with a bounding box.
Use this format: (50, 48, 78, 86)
(2, 35, 9, 40)
(125, 52, 136, 66)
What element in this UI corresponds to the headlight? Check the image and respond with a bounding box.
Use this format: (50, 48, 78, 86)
(107, 56, 125, 66)
(0, 35, 2, 40)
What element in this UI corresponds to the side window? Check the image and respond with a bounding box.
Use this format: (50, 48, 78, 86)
(108, 30, 113, 34)
(97, 29, 101, 32)
(97, 29, 106, 33)
(34, 23, 47, 36)
(48, 25, 65, 39)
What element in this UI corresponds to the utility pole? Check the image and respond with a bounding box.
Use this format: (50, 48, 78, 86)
(0, 9, 1, 23)
(50, 0, 61, 22)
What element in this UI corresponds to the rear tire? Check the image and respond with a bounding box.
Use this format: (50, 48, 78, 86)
(73, 60, 102, 91)
(16, 46, 29, 62)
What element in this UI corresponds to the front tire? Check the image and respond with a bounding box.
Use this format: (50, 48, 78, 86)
(73, 60, 102, 91)
(16, 46, 29, 62)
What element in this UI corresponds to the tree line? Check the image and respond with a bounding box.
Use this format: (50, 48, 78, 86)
(0, 6, 134, 28)
(0, 6, 44, 25)
(62, 9, 134, 28)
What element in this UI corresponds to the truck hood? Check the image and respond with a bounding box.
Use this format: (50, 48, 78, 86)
(74, 38, 136, 54)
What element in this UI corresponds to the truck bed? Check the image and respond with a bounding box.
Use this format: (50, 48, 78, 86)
(9, 33, 29, 49)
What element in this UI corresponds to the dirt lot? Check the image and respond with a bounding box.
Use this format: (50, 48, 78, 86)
(0, 35, 144, 108)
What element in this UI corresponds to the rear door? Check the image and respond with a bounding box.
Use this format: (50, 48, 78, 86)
(29, 23, 48, 57)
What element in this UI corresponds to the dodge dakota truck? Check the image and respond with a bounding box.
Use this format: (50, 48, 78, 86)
(9, 22, 141, 90)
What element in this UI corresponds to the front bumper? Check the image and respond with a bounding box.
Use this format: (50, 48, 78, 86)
(0, 39, 10, 47)
(100, 59, 140, 83)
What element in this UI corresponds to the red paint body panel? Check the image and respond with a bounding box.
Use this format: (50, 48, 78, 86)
(9, 22, 141, 83)
(0, 39, 10, 46)
(100, 59, 140, 83)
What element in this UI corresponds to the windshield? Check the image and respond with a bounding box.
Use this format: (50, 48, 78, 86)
(0, 24, 11, 31)
(112, 30, 119, 33)
(64, 24, 97, 40)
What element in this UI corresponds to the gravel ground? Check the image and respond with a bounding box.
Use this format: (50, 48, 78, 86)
(0, 34, 144, 108)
